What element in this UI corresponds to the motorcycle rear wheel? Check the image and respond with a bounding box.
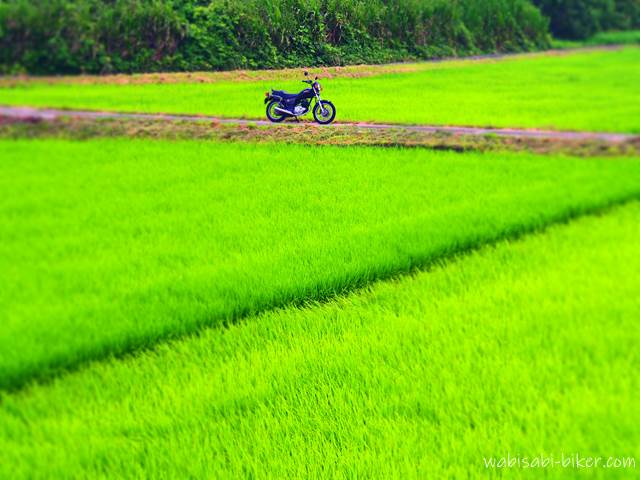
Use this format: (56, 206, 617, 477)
(266, 100, 287, 123)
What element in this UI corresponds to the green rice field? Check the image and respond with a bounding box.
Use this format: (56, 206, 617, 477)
(1, 199, 638, 478)
(3, 139, 639, 391)
(2, 42, 640, 477)
(2, 48, 640, 132)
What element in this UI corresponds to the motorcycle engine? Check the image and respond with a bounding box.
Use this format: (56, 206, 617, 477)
(294, 99, 311, 115)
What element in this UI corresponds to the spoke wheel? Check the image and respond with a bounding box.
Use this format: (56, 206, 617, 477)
(313, 101, 336, 125)
(266, 100, 287, 123)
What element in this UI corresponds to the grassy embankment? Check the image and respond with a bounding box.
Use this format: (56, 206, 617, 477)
(552, 30, 640, 49)
(2, 139, 640, 392)
(2, 48, 639, 133)
(1, 201, 638, 478)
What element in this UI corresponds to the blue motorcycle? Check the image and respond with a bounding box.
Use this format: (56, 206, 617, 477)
(264, 71, 336, 125)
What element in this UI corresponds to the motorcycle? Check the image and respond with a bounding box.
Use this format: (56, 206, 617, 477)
(264, 71, 336, 125)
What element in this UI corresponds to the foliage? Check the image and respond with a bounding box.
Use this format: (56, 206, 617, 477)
(0, 0, 550, 74)
(533, 0, 640, 39)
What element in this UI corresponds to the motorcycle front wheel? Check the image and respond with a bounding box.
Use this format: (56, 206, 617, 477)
(313, 101, 336, 125)
(266, 100, 287, 123)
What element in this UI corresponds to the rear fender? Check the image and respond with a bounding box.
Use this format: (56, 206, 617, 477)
(265, 95, 283, 104)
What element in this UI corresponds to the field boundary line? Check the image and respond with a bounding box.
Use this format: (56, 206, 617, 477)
(2, 195, 639, 395)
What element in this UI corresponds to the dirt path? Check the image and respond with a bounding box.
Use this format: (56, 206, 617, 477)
(1, 105, 636, 143)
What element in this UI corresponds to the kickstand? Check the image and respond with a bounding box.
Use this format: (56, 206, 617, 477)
(295, 116, 300, 123)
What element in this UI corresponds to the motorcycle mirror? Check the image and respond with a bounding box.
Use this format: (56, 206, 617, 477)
(315, 76, 318, 80)
(304, 71, 309, 76)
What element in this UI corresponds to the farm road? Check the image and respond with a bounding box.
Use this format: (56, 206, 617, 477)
(1, 105, 636, 143)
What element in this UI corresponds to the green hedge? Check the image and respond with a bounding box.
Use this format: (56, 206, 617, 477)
(3, 0, 637, 74)
(0, 0, 551, 74)
(533, 0, 640, 39)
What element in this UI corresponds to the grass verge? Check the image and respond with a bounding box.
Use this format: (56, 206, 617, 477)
(1, 138, 640, 392)
(0, 48, 612, 87)
(552, 30, 640, 49)
(1, 202, 638, 478)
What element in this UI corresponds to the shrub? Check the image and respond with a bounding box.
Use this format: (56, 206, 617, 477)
(0, 0, 551, 74)
(533, 0, 640, 40)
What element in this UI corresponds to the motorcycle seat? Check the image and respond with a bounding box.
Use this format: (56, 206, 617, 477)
(272, 90, 299, 100)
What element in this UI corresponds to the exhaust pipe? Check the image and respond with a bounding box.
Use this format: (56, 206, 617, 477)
(274, 107, 295, 116)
